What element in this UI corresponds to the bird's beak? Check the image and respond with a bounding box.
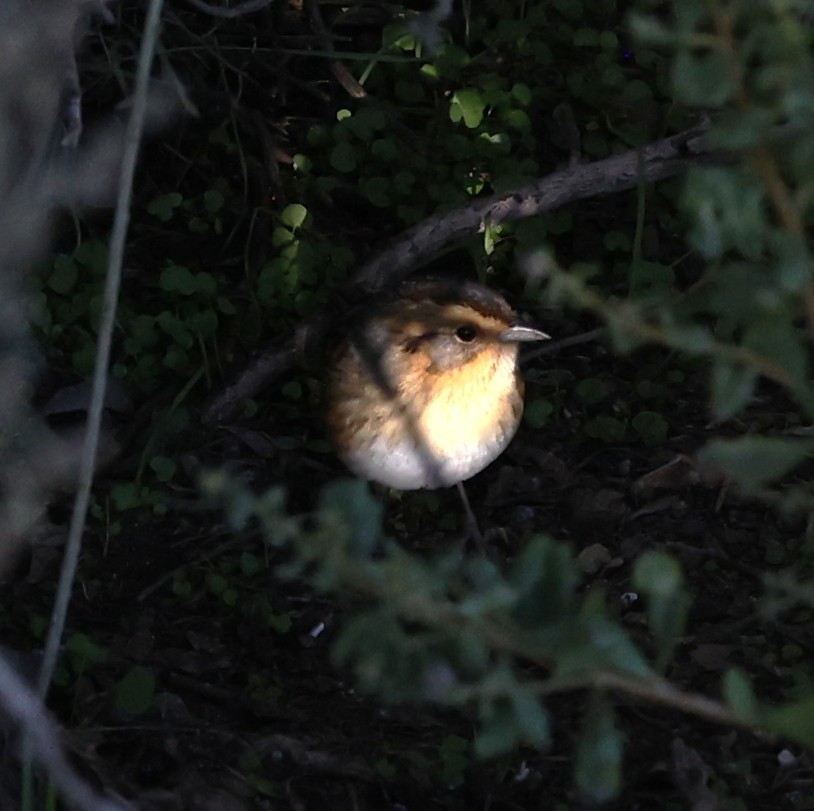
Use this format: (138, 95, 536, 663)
(498, 325, 551, 343)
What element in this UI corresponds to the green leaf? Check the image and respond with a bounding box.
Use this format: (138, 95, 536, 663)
(575, 377, 610, 405)
(116, 667, 155, 716)
(149, 455, 177, 483)
(438, 735, 470, 788)
(603, 231, 631, 252)
(632, 551, 689, 670)
(631, 410, 669, 445)
(306, 124, 329, 147)
(574, 695, 623, 803)
(71, 343, 96, 376)
(557, 610, 653, 678)
(371, 139, 398, 161)
(146, 192, 183, 221)
(510, 535, 576, 626)
(67, 633, 108, 673)
(318, 479, 383, 557)
(360, 177, 391, 208)
(195, 272, 217, 297)
(552, 0, 583, 21)
(599, 30, 618, 50)
(74, 240, 109, 274)
(474, 663, 550, 758)
(160, 265, 197, 295)
(271, 227, 295, 248)
(187, 309, 219, 335)
(393, 171, 415, 194)
(633, 551, 682, 597)
(129, 315, 158, 347)
(475, 699, 518, 758)
(661, 323, 713, 353)
(207, 572, 228, 595)
(698, 437, 814, 491)
(573, 27, 598, 47)
(433, 43, 470, 78)
(524, 398, 553, 428)
(511, 82, 532, 105)
(345, 107, 386, 138)
(203, 189, 224, 213)
(583, 416, 626, 442)
(623, 79, 653, 103)
(722, 668, 761, 725)
(684, 167, 765, 260)
(673, 48, 735, 106)
(293, 153, 312, 173)
(711, 108, 774, 150)
(163, 346, 189, 369)
(743, 312, 809, 384)
(111, 482, 143, 511)
(217, 296, 237, 315)
(628, 260, 674, 298)
(156, 311, 194, 348)
(281, 203, 308, 230)
(240, 552, 261, 576)
(710, 361, 756, 420)
(450, 88, 486, 128)
(772, 233, 811, 293)
(601, 64, 624, 88)
(267, 611, 292, 633)
(48, 256, 78, 294)
(503, 109, 531, 132)
(511, 683, 549, 747)
(172, 575, 192, 596)
(764, 696, 814, 748)
(330, 142, 358, 173)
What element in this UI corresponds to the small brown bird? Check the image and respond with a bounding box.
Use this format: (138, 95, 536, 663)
(325, 277, 549, 495)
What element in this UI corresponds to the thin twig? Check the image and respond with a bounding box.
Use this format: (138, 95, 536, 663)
(305, 0, 367, 99)
(37, 0, 166, 700)
(523, 327, 605, 361)
(185, 0, 273, 18)
(274, 506, 748, 738)
(202, 123, 724, 424)
(0, 654, 127, 811)
(352, 125, 721, 291)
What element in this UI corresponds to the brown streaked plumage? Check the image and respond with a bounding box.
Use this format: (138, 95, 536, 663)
(325, 278, 549, 491)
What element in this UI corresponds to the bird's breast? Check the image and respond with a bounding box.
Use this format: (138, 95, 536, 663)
(334, 346, 524, 489)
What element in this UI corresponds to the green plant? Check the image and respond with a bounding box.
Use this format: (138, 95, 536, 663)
(204, 474, 814, 801)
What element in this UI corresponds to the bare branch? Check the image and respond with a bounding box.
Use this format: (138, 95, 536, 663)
(202, 123, 725, 425)
(352, 125, 719, 290)
(202, 341, 300, 425)
(0, 654, 128, 811)
(184, 0, 274, 18)
(304, 0, 367, 99)
(38, 0, 167, 705)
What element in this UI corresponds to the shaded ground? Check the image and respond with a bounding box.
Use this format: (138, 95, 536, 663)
(7, 343, 814, 810)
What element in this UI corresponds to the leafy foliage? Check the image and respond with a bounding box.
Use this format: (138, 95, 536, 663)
(206, 472, 814, 797)
(12, 0, 814, 807)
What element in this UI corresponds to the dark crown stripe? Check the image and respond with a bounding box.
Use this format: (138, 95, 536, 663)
(397, 277, 514, 323)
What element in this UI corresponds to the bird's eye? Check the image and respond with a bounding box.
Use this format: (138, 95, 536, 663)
(455, 325, 478, 342)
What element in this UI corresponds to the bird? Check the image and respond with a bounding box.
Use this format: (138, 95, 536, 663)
(325, 277, 549, 513)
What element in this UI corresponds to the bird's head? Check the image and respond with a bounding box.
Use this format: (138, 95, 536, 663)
(374, 278, 549, 380)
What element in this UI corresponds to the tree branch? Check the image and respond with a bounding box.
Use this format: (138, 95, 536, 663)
(202, 123, 725, 425)
(0, 654, 127, 811)
(184, 0, 274, 18)
(352, 124, 719, 290)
